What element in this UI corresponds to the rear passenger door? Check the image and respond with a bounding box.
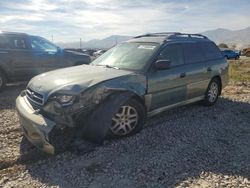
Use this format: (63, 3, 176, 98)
(0, 35, 11, 72)
(182, 42, 212, 99)
(147, 43, 187, 110)
(8, 36, 36, 80)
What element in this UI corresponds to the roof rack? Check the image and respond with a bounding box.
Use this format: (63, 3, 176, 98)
(173, 33, 208, 39)
(134, 32, 208, 39)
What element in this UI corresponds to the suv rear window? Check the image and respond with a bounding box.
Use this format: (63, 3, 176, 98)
(0, 35, 10, 49)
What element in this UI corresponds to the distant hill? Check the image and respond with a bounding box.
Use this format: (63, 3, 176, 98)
(58, 35, 132, 49)
(58, 27, 250, 50)
(201, 27, 250, 49)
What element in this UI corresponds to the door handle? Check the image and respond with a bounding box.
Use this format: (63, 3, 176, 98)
(207, 67, 212, 72)
(0, 51, 8, 54)
(180, 72, 186, 78)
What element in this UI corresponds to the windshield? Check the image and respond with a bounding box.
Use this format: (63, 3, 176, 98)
(92, 42, 159, 71)
(30, 36, 58, 53)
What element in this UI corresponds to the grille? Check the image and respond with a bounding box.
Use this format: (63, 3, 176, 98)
(26, 88, 44, 105)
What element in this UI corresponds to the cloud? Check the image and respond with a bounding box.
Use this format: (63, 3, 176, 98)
(0, 0, 249, 42)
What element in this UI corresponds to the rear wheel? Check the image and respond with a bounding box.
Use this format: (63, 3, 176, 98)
(246, 52, 250, 57)
(203, 78, 221, 106)
(109, 99, 145, 138)
(0, 71, 6, 92)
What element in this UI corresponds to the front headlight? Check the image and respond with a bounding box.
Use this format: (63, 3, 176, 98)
(56, 95, 75, 106)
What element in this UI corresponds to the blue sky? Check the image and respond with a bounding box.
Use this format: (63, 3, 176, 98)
(0, 0, 249, 42)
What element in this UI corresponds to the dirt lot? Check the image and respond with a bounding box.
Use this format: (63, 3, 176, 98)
(0, 60, 250, 187)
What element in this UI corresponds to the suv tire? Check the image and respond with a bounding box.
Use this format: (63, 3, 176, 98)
(203, 78, 221, 106)
(108, 99, 145, 138)
(0, 71, 6, 92)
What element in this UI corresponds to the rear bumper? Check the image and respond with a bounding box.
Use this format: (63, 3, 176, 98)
(16, 95, 56, 154)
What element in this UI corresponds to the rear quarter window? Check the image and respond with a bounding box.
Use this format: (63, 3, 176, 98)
(199, 42, 223, 60)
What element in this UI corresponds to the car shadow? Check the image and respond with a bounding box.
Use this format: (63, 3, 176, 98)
(17, 97, 250, 187)
(0, 82, 27, 110)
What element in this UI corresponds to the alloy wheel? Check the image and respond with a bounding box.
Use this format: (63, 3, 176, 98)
(111, 105, 139, 136)
(208, 82, 219, 103)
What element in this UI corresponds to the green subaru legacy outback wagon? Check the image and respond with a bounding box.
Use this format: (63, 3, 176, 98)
(16, 32, 228, 154)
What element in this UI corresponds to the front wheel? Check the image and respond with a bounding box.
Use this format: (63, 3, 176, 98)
(203, 79, 221, 106)
(109, 99, 145, 138)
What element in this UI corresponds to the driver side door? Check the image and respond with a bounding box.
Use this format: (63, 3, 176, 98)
(147, 43, 187, 111)
(29, 37, 63, 74)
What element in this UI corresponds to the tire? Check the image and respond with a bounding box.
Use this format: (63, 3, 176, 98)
(246, 52, 250, 57)
(203, 78, 221, 106)
(225, 55, 229, 60)
(108, 99, 145, 138)
(0, 71, 7, 92)
(235, 55, 239, 60)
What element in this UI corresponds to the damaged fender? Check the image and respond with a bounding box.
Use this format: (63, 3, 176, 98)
(80, 91, 134, 144)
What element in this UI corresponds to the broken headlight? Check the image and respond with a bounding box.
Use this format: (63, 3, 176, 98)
(55, 95, 75, 106)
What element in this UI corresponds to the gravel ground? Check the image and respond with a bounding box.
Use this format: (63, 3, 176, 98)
(0, 81, 250, 188)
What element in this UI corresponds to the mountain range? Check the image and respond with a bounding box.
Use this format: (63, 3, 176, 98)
(58, 35, 132, 49)
(201, 27, 250, 49)
(58, 27, 250, 50)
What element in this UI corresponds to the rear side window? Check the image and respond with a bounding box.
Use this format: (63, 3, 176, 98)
(158, 44, 184, 67)
(9, 37, 28, 49)
(182, 43, 204, 64)
(199, 42, 222, 59)
(0, 35, 10, 49)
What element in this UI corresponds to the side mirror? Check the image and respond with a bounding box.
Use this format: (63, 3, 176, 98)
(154, 60, 171, 70)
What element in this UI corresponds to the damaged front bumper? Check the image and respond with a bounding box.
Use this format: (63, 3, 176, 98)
(16, 95, 56, 154)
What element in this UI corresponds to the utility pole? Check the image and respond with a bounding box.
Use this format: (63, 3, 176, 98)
(51, 35, 54, 42)
(115, 36, 117, 45)
(80, 38, 82, 49)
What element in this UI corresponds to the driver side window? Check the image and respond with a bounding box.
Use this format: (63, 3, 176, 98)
(158, 44, 184, 67)
(30, 37, 57, 53)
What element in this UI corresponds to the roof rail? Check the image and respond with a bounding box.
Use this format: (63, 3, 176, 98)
(134, 32, 208, 39)
(152, 32, 182, 35)
(173, 33, 208, 39)
(134, 32, 180, 38)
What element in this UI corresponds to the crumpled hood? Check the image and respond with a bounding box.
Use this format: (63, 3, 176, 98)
(28, 65, 133, 99)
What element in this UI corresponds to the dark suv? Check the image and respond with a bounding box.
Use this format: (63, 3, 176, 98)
(16, 32, 228, 154)
(0, 32, 91, 91)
